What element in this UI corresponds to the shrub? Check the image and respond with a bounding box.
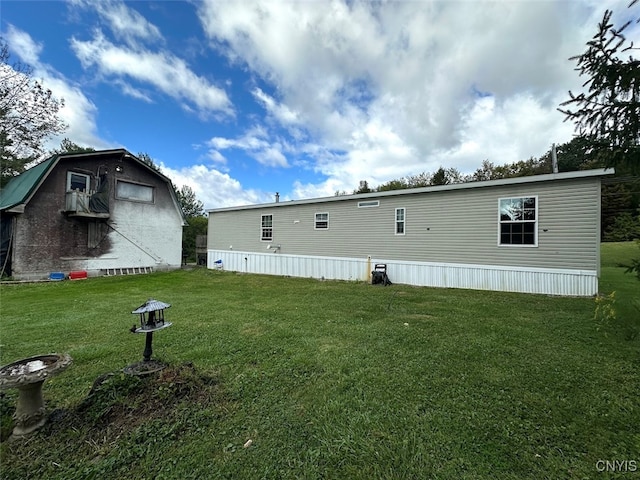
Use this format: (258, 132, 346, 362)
(603, 213, 640, 242)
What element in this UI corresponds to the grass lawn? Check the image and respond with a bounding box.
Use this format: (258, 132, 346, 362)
(0, 243, 638, 479)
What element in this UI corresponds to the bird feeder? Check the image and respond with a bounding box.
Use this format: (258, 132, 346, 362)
(126, 299, 172, 375)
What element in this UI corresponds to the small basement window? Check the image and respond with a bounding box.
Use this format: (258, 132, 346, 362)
(261, 214, 273, 241)
(315, 212, 329, 229)
(499, 196, 537, 246)
(67, 172, 90, 192)
(116, 181, 154, 202)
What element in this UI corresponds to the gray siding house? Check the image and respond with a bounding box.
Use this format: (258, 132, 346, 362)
(207, 169, 612, 296)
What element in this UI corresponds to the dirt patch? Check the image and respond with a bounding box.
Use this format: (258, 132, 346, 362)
(2, 363, 223, 444)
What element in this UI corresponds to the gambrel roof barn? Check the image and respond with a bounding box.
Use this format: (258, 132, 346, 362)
(0, 149, 185, 280)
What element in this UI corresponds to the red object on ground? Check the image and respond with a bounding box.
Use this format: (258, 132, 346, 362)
(69, 270, 88, 280)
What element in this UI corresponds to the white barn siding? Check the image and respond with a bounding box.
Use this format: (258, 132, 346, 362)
(84, 200, 182, 273)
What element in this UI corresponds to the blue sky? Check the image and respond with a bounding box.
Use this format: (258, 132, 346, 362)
(2, 0, 637, 209)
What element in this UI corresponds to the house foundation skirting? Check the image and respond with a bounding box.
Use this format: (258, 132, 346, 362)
(207, 250, 598, 297)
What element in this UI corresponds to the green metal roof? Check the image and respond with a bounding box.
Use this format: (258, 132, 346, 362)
(0, 155, 58, 211)
(0, 149, 187, 224)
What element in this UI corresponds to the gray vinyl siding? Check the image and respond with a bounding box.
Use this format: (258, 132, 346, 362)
(209, 176, 600, 272)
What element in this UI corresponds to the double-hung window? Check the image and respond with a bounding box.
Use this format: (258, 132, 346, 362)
(261, 214, 273, 241)
(315, 212, 329, 230)
(395, 208, 405, 235)
(499, 196, 537, 246)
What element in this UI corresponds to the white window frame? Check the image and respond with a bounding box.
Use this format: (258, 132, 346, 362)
(261, 214, 273, 241)
(67, 171, 90, 192)
(498, 196, 538, 247)
(315, 212, 329, 230)
(395, 208, 406, 235)
(116, 180, 154, 203)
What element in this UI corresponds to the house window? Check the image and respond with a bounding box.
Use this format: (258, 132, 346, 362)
(358, 200, 379, 208)
(499, 196, 537, 246)
(261, 214, 273, 241)
(315, 212, 329, 229)
(395, 208, 405, 235)
(67, 172, 90, 192)
(116, 181, 154, 202)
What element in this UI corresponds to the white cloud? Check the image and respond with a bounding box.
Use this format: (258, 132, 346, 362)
(197, 0, 634, 198)
(43, 76, 108, 151)
(7, 0, 636, 208)
(69, 0, 163, 45)
(113, 79, 153, 103)
(160, 163, 272, 209)
(4, 24, 108, 154)
(70, 30, 233, 116)
(4, 24, 43, 65)
(442, 93, 576, 171)
(207, 125, 290, 168)
(254, 145, 288, 168)
(252, 87, 300, 125)
(206, 150, 227, 165)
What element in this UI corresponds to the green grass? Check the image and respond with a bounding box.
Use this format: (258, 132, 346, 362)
(599, 241, 640, 340)
(600, 240, 640, 268)
(1, 243, 639, 479)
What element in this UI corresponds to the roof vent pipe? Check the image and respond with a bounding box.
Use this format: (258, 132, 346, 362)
(275, 192, 280, 203)
(551, 144, 558, 173)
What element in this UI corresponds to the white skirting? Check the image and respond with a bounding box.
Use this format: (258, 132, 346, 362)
(207, 250, 598, 297)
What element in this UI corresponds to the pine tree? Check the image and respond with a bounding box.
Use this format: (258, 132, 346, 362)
(559, 4, 640, 173)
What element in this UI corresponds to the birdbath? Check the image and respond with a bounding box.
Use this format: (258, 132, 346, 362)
(0, 353, 72, 436)
(125, 299, 172, 375)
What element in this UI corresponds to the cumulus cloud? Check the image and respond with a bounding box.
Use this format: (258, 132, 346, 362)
(7, 0, 636, 208)
(197, 0, 635, 198)
(252, 87, 300, 125)
(160, 163, 272, 209)
(208, 125, 290, 168)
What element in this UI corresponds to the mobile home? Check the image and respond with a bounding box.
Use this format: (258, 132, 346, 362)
(207, 169, 611, 296)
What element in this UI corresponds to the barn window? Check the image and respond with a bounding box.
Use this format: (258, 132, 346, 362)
(261, 214, 273, 241)
(499, 196, 537, 246)
(67, 172, 90, 192)
(315, 212, 329, 229)
(395, 208, 405, 235)
(116, 180, 154, 202)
